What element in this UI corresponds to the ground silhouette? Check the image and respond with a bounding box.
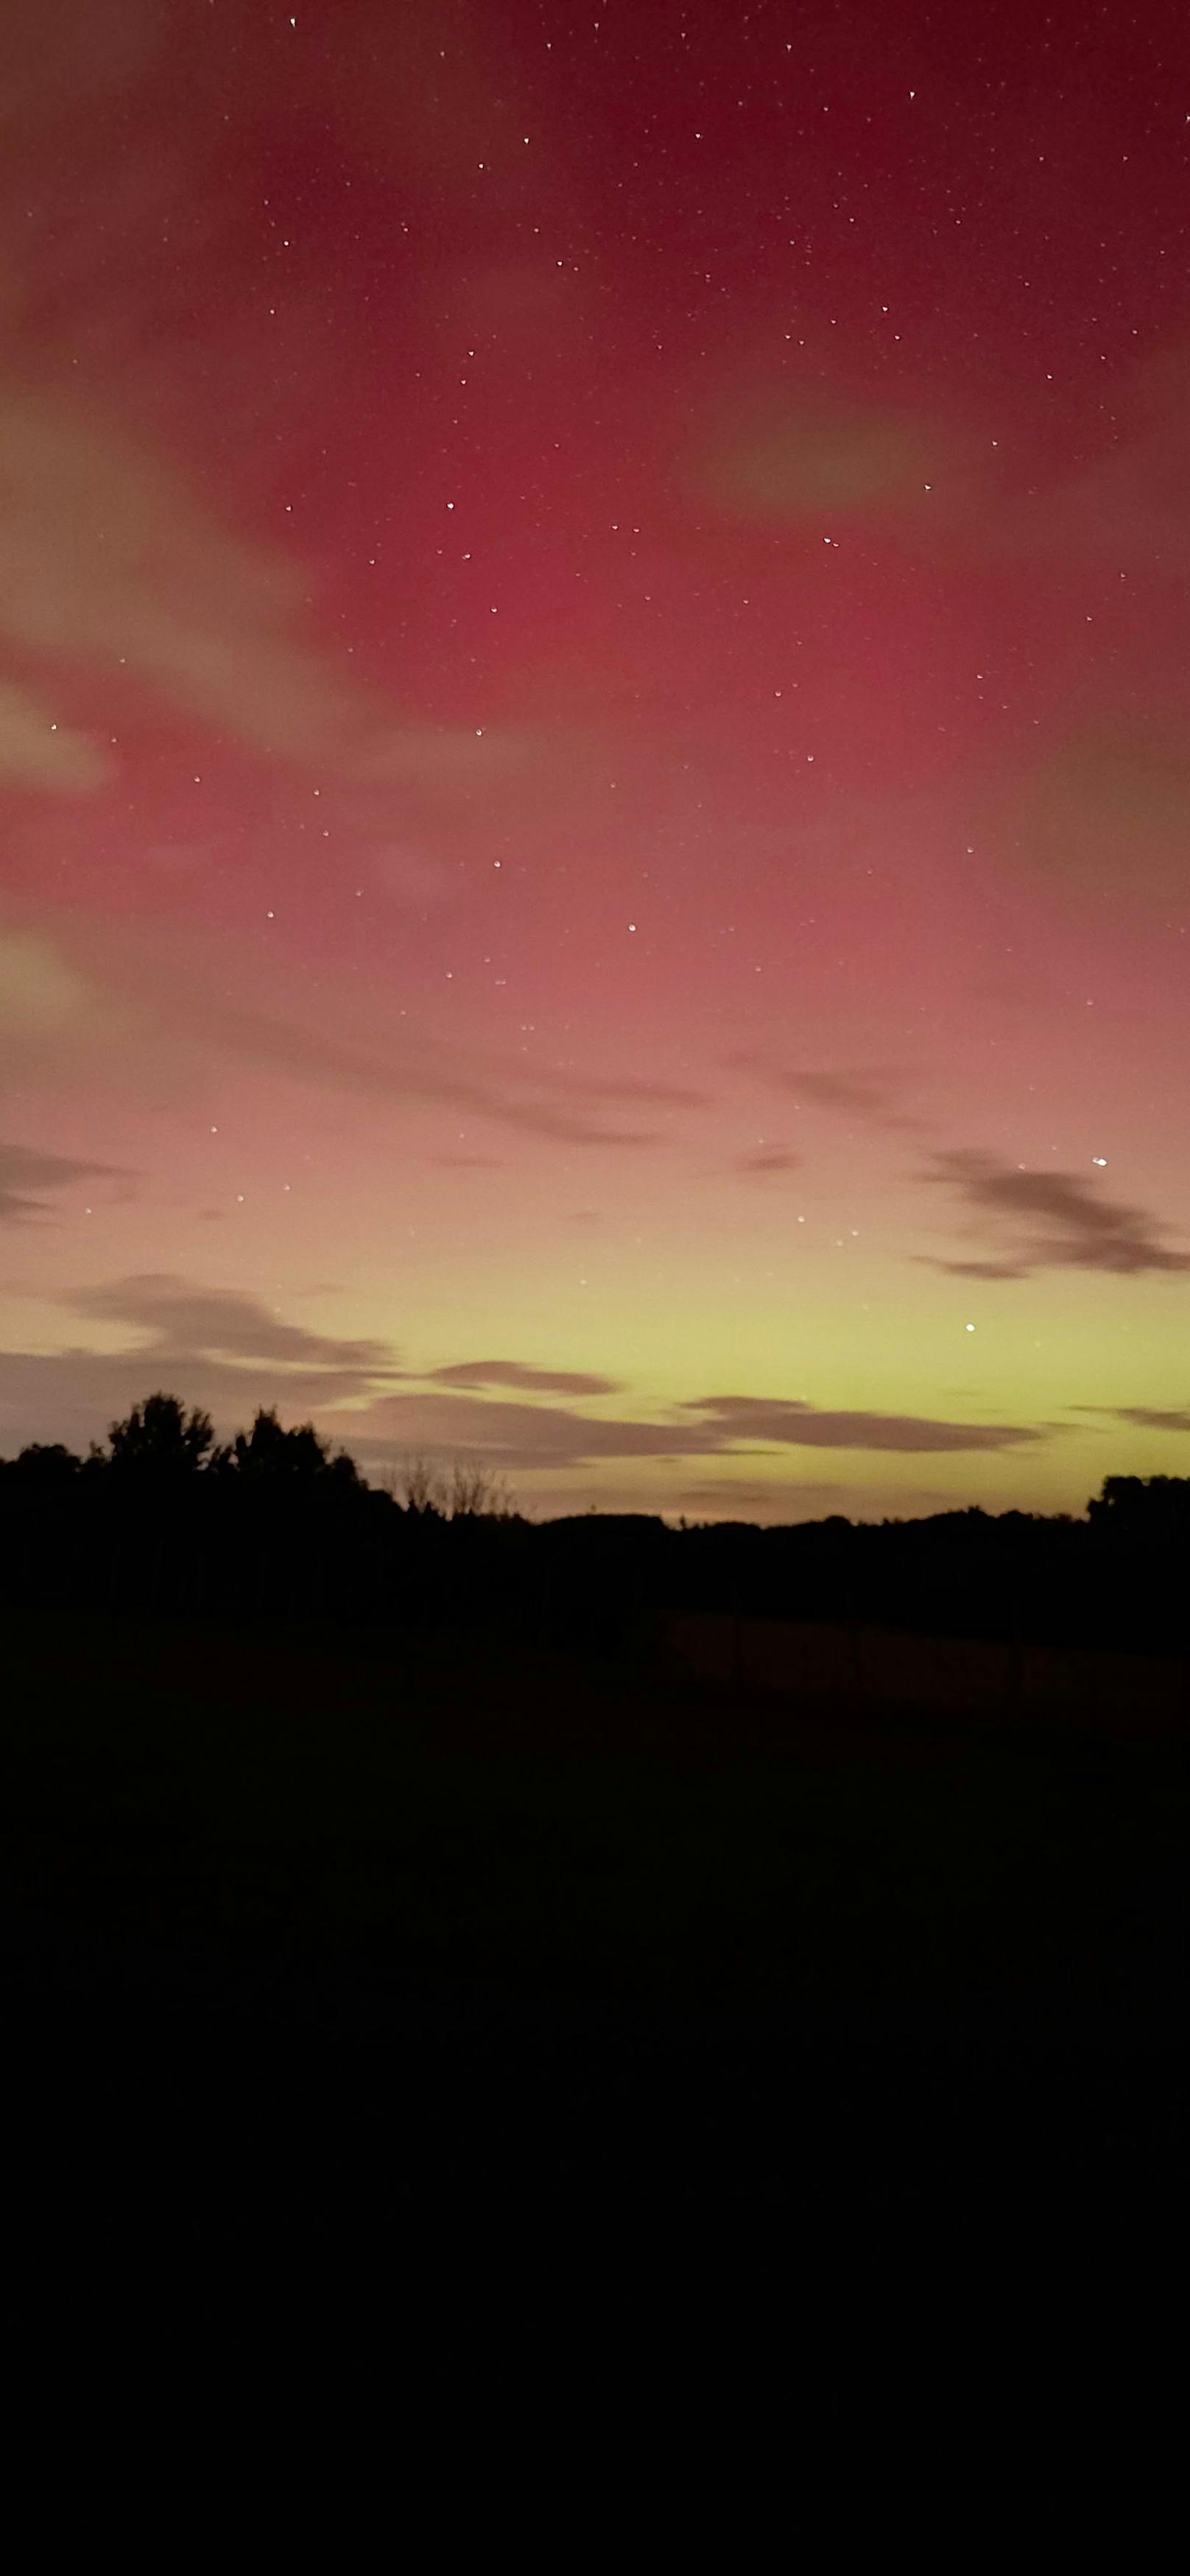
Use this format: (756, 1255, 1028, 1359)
(3, 1390, 1189, 1661)
(2, 1397, 1186, 2404)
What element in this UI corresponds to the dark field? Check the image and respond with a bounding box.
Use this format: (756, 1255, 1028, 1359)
(3, 1611, 1185, 2400)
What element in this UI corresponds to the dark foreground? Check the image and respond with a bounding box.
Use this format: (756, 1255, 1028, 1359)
(3, 1613, 1185, 2410)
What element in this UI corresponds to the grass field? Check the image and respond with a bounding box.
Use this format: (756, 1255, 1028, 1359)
(3, 1609, 1185, 2398)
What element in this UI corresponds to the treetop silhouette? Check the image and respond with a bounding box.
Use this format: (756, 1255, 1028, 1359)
(1, 1389, 1188, 1660)
(106, 1392, 216, 1476)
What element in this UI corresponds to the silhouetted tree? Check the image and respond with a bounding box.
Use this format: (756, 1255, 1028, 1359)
(13, 1442, 80, 1485)
(395, 1454, 449, 1517)
(225, 1407, 336, 1480)
(1088, 1474, 1190, 1527)
(4, 1386, 1190, 1663)
(107, 1393, 215, 1476)
(448, 1459, 515, 1518)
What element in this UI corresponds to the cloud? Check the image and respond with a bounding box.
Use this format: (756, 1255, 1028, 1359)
(0, 10, 574, 817)
(920, 1150, 1190, 1278)
(0, 8, 604, 891)
(1072, 1405, 1190, 1435)
(58, 1273, 398, 1376)
(990, 726, 1190, 906)
(543, 1068, 705, 1111)
(0, 380, 345, 760)
(0, 926, 142, 1102)
(0, 915, 705, 1148)
(350, 1387, 1051, 1472)
(1011, 342, 1190, 575)
(733, 1147, 803, 1177)
(0, 1270, 405, 1451)
(0, 1, 161, 125)
(928, 1259, 1029, 1282)
(0, 1326, 1052, 1471)
(0, 1347, 393, 1454)
(679, 1394, 1043, 1453)
(725, 1052, 926, 1134)
(697, 347, 1190, 577)
(202, 999, 692, 1146)
(696, 394, 962, 524)
(0, 1140, 130, 1222)
(348, 1392, 724, 1471)
(426, 1359, 623, 1396)
(0, 377, 540, 797)
(0, 927, 110, 1040)
(0, 680, 111, 794)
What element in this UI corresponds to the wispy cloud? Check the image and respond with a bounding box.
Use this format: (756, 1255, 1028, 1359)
(695, 392, 967, 526)
(0, 1316, 1053, 1468)
(0, 679, 110, 794)
(920, 1150, 1190, 1278)
(0, 376, 541, 794)
(0, 916, 705, 1149)
(326, 1384, 1052, 1476)
(1111, 1406, 1190, 1434)
(0, 1, 161, 127)
(0, 1270, 404, 1451)
(678, 1393, 1044, 1452)
(426, 1359, 623, 1396)
(0, 927, 115, 1052)
(732, 1147, 803, 1177)
(0, 1346, 393, 1453)
(930, 1259, 1029, 1282)
(1069, 1404, 1190, 1435)
(697, 346, 1190, 580)
(202, 999, 695, 1147)
(990, 723, 1190, 907)
(725, 1052, 927, 1135)
(0, 1140, 130, 1223)
(59, 1273, 399, 1376)
(350, 1393, 726, 1471)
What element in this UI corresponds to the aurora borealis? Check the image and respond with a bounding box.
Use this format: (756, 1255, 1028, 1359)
(2, 0, 1189, 1521)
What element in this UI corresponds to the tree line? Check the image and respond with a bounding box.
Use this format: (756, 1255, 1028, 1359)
(1, 1390, 1187, 1658)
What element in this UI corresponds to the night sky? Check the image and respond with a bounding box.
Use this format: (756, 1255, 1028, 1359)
(3, 0, 1189, 1521)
